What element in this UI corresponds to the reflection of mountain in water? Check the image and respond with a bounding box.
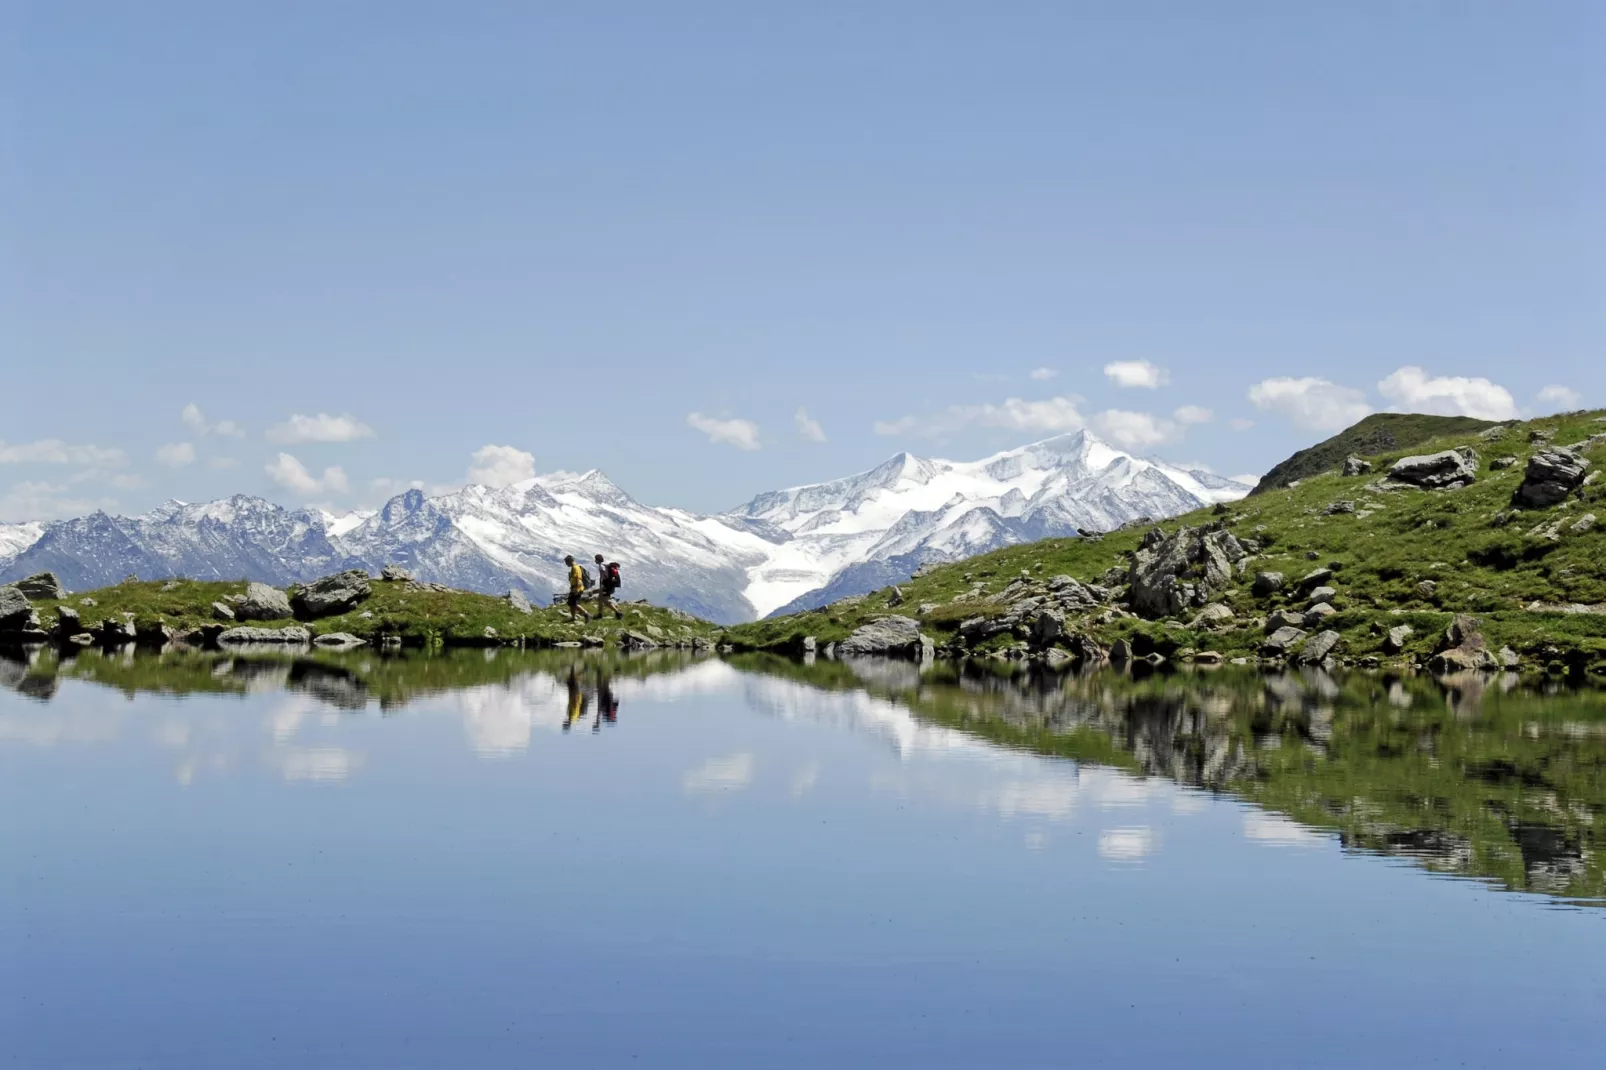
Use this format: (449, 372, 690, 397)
(5, 643, 1604, 904)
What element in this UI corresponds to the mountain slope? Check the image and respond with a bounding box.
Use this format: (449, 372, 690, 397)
(0, 432, 1249, 623)
(1250, 413, 1496, 495)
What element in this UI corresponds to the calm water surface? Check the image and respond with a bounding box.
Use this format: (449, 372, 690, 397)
(3, 647, 1603, 1068)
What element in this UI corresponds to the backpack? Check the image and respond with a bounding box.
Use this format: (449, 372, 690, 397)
(580, 566, 594, 590)
(604, 562, 621, 591)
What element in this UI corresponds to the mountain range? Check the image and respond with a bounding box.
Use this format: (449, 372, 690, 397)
(0, 431, 1251, 623)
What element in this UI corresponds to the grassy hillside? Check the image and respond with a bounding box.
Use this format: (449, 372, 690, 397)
(729, 409, 1606, 672)
(1250, 412, 1496, 494)
(17, 577, 720, 649)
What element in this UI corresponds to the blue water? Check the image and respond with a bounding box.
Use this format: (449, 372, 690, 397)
(3, 656, 1602, 1068)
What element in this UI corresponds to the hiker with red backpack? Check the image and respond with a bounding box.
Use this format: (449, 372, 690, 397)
(593, 553, 624, 619)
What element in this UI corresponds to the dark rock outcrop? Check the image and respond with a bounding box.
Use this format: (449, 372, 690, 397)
(1128, 524, 1245, 619)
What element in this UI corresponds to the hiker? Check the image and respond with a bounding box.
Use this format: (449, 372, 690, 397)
(593, 553, 624, 619)
(564, 554, 591, 623)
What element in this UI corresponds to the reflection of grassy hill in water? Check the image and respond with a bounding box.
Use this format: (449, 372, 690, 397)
(5, 644, 711, 710)
(731, 654, 1606, 904)
(8, 643, 1605, 904)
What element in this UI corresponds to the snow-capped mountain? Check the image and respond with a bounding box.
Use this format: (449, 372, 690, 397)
(0, 431, 1251, 623)
(724, 431, 1249, 616)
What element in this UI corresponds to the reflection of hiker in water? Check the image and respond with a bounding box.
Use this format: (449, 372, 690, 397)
(563, 665, 590, 732)
(593, 665, 620, 731)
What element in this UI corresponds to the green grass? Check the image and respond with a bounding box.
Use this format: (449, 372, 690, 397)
(728, 408, 1606, 670)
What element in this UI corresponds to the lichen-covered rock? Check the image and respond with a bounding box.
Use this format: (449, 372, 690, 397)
(1389, 448, 1479, 490)
(1189, 603, 1236, 629)
(290, 570, 372, 619)
(836, 616, 933, 660)
(1514, 447, 1590, 508)
(237, 582, 293, 621)
(217, 625, 311, 645)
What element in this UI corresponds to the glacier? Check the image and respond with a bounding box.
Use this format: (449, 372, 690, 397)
(0, 431, 1250, 623)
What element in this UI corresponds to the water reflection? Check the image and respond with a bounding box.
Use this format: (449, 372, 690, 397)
(4, 643, 1605, 905)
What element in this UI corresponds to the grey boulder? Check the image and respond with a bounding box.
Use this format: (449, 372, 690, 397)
(313, 632, 367, 649)
(14, 572, 66, 600)
(237, 582, 294, 621)
(1300, 630, 1343, 664)
(0, 586, 32, 628)
(1514, 448, 1589, 508)
(1251, 571, 1285, 597)
(1341, 456, 1373, 476)
(1389, 448, 1478, 490)
(1262, 626, 1306, 655)
(217, 626, 311, 645)
(380, 564, 414, 582)
(291, 570, 373, 619)
(507, 589, 533, 614)
(836, 616, 934, 661)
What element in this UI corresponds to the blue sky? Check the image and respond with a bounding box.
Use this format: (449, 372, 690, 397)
(4, 1, 1601, 521)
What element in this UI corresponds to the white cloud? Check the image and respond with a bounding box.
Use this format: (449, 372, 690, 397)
(687, 412, 762, 451)
(1376, 366, 1518, 420)
(874, 395, 1086, 438)
(1230, 474, 1262, 487)
(264, 453, 349, 497)
(683, 752, 755, 794)
(1103, 360, 1170, 389)
(794, 407, 827, 443)
(265, 413, 376, 444)
(1090, 405, 1212, 450)
(1228, 417, 1255, 431)
(1537, 385, 1582, 412)
(180, 403, 246, 438)
(0, 439, 127, 466)
(0, 480, 118, 522)
(1247, 376, 1373, 432)
(155, 442, 196, 468)
(1029, 367, 1059, 381)
(466, 445, 536, 487)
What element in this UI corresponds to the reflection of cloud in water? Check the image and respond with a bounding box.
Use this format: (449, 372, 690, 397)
(1243, 811, 1324, 847)
(790, 761, 821, 799)
(1171, 791, 1212, 816)
(740, 675, 995, 761)
(1099, 826, 1157, 861)
(683, 752, 755, 794)
(985, 778, 1081, 820)
(274, 746, 364, 783)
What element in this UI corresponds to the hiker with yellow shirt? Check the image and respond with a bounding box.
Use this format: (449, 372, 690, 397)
(564, 555, 591, 623)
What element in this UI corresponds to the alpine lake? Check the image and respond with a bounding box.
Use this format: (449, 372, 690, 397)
(3, 643, 1603, 1068)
